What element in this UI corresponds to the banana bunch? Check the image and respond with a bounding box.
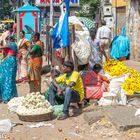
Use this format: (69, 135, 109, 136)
(17, 92, 53, 115)
(122, 72, 140, 95)
(103, 59, 129, 76)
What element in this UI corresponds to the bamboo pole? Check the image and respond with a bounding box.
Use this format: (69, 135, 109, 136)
(49, 0, 54, 66)
(71, 24, 78, 71)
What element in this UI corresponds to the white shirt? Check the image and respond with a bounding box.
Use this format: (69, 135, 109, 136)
(96, 26, 111, 39)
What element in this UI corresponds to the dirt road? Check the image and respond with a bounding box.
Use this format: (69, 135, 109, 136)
(0, 60, 140, 140)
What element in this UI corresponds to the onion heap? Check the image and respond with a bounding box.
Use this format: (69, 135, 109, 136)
(17, 92, 53, 115)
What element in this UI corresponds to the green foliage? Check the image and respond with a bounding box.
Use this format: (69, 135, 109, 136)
(2, 0, 21, 19)
(3, 0, 10, 16)
(77, 0, 100, 19)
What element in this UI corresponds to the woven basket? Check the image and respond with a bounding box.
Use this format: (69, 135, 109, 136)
(17, 112, 53, 122)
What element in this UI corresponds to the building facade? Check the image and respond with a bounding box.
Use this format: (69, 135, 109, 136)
(98, 0, 114, 36)
(111, 0, 127, 35)
(99, 0, 127, 37)
(126, 0, 140, 61)
(112, 0, 126, 7)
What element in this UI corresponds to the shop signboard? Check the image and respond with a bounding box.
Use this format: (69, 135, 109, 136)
(35, 0, 79, 7)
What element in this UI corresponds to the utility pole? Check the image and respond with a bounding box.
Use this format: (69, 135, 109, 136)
(49, 0, 54, 65)
(50, 0, 54, 27)
(18, 0, 21, 7)
(115, 0, 117, 35)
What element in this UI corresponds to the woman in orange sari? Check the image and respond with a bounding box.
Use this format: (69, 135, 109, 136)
(28, 32, 44, 93)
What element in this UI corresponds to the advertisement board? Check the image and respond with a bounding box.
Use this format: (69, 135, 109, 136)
(35, 0, 79, 7)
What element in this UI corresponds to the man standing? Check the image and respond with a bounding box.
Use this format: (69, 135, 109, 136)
(96, 20, 111, 60)
(48, 61, 84, 120)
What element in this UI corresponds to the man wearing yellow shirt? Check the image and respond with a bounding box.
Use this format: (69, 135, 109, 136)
(48, 61, 84, 120)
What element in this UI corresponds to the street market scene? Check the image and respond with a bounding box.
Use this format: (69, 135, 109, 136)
(0, 0, 140, 139)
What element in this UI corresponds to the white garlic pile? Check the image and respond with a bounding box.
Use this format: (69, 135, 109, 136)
(16, 92, 53, 115)
(8, 96, 25, 107)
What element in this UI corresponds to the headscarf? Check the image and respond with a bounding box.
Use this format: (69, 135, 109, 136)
(121, 26, 126, 36)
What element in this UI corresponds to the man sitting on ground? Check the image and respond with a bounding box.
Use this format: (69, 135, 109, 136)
(48, 61, 84, 120)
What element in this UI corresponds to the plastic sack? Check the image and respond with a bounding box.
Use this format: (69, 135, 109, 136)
(72, 35, 91, 65)
(53, 104, 63, 117)
(110, 26, 130, 60)
(109, 77, 127, 105)
(100, 74, 128, 106)
(118, 89, 127, 105)
(0, 119, 12, 132)
(98, 96, 117, 106)
(135, 109, 140, 117)
(8, 97, 24, 112)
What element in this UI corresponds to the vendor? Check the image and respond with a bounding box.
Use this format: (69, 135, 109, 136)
(81, 63, 109, 101)
(110, 26, 130, 61)
(48, 61, 84, 120)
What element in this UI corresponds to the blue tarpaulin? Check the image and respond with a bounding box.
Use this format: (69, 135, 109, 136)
(51, 0, 70, 49)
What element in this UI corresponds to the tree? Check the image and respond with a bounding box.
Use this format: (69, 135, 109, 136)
(2, 0, 23, 19)
(77, 0, 100, 19)
(2, 0, 10, 18)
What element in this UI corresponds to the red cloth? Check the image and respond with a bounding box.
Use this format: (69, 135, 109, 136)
(3, 48, 16, 56)
(81, 71, 109, 99)
(55, 49, 61, 59)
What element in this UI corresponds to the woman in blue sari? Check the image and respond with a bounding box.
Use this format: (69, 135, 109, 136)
(110, 26, 130, 60)
(0, 40, 18, 103)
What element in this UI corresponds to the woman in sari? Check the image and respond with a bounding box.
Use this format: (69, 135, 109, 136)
(110, 26, 130, 61)
(17, 30, 30, 83)
(81, 64, 109, 101)
(0, 41, 18, 103)
(28, 32, 44, 93)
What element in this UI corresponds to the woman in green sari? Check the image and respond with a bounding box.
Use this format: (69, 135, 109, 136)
(28, 32, 44, 93)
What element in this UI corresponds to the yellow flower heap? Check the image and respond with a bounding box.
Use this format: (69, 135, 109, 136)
(122, 71, 140, 95)
(103, 59, 129, 76)
(103, 59, 140, 95)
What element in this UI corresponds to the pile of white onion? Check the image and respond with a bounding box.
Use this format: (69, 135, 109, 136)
(16, 92, 53, 115)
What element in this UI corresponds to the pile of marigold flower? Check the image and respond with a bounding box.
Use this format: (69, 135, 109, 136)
(103, 59, 140, 95)
(122, 72, 140, 95)
(103, 59, 129, 76)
